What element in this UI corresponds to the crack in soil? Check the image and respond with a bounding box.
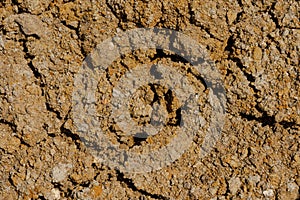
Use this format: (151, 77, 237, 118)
(116, 171, 169, 199)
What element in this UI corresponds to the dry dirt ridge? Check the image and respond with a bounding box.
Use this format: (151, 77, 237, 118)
(0, 0, 299, 199)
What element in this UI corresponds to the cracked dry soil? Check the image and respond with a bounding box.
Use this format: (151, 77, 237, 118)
(0, 0, 299, 199)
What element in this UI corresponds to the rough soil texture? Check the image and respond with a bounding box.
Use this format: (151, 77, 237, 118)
(0, 0, 299, 199)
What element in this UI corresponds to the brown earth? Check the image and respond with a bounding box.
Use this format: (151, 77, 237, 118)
(0, 0, 299, 199)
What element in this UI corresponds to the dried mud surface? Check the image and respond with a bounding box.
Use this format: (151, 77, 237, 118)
(0, 0, 299, 199)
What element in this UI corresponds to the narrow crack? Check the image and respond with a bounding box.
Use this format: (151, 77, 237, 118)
(268, 2, 281, 29)
(279, 120, 299, 130)
(11, 0, 31, 14)
(60, 121, 82, 150)
(116, 171, 169, 199)
(224, 30, 299, 129)
(151, 49, 208, 89)
(223, 34, 290, 128)
(20, 35, 69, 141)
(236, 0, 243, 9)
(151, 49, 189, 64)
(225, 35, 258, 92)
(232, 10, 244, 25)
(241, 113, 298, 132)
(20, 38, 62, 124)
(47, 103, 83, 153)
(240, 112, 275, 127)
(20, 38, 44, 86)
(60, 20, 87, 58)
(187, 2, 223, 42)
(45, 102, 62, 120)
(0, 119, 17, 132)
(105, 0, 123, 29)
